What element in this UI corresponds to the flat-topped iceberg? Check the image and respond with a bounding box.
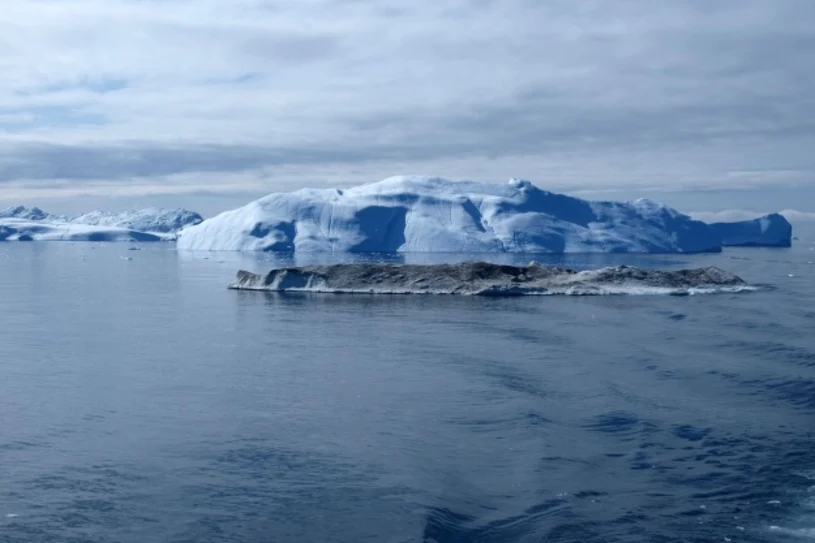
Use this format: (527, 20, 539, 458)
(178, 176, 721, 254)
(229, 262, 751, 296)
(709, 213, 793, 247)
(0, 206, 202, 242)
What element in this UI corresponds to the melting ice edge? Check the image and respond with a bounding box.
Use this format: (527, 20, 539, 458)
(229, 262, 756, 296)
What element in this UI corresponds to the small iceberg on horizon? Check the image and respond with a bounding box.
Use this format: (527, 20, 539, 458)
(709, 213, 793, 247)
(229, 262, 754, 296)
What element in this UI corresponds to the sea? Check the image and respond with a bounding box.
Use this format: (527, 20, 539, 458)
(0, 233, 813, 543)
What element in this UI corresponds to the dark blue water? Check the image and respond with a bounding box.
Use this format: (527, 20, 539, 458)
(0, 240, 813, 542)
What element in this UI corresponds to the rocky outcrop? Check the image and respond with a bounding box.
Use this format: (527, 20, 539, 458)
(229, 262, 750, 296)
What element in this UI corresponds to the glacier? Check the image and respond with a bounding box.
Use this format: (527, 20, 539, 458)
(709, 213, 793, 247)
(229, 262, 752, 296)
(0, 206, 202, 242)
(178, 176, 721, 254)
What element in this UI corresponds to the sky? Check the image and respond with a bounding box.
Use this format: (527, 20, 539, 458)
(1, 0, 815, 218)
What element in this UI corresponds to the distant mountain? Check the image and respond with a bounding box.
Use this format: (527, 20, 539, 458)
(177, 176, 722, 254)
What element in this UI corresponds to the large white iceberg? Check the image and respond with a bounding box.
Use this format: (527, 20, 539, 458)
(709, 213, 793, 247)
(178, 176, 721, 254)
(0, 206, 202, 242)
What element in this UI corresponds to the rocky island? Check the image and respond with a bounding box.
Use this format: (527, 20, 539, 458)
(229, 262, 752, 296)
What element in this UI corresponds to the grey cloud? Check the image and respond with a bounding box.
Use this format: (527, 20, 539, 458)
(0, 141, 471, 182)
(2, 0, 815, 199)
(0, 143, 339, 182)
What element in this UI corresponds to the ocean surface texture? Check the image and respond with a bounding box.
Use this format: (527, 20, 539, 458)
(1, 240, 813, 542)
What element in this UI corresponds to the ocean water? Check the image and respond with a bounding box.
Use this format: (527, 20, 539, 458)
(0, 240, 813, 543)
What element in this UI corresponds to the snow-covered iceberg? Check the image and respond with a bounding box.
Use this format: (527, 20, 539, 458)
(0, 219, 162, 242)
(229, 262, 751, 296)
(71, 208, 203, 234)
(709, 213, 793, 247)
(0, 206, 61, 221)
(178, 176, 721, 254)
(0, 206, 202, 242)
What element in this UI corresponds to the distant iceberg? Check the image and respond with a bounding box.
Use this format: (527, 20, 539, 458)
(0, 206, 61, 222)
(229, 262, 752, 296)
(178, 176, 721, 254)
(0, 219, 163, 242)
(71, 208, 203, 234)
(709, 213, 793, 247)
(0, 206, 202, 242)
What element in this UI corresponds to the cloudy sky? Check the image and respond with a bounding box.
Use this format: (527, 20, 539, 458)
(1, 0, 814, 216)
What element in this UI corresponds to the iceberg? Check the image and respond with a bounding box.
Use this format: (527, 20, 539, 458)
(0, 206, 202, 242)
(0, 206, 60, 221)
(178, 176, 721, 254)
(709, 213, 793, 247)
(71, 208, 203, 234)
(0, 219, 162, 242)
(229, 262, 751, 296)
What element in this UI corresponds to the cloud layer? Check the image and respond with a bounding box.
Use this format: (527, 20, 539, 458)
(2, 0, 815, 204)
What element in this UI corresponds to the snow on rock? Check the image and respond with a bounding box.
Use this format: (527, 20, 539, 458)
(178, 176, 721, 254)
(709, 213, 793, 247)
(0, 219, 162, 242)
(70, 208, 203, 234)
(229, 262, 752, 296)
